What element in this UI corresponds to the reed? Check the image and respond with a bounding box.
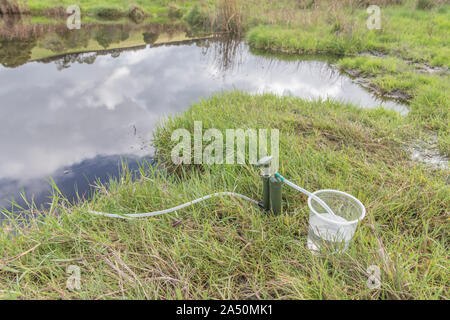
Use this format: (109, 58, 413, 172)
(0, 0, 29, 15)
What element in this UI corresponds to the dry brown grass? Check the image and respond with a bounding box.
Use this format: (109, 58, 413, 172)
(204, 0, 245, 34)
(0, 0, 29, 15)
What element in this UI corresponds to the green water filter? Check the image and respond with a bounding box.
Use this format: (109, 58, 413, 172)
(269, 176, 282, 214)
(262, 175, 271, 211)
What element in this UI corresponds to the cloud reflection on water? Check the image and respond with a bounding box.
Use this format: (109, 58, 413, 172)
(0, 38, 407, 210)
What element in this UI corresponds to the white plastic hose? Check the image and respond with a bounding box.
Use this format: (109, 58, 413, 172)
(275, 174, 336, 217)
(89, 192, 261, 220)
(89, 175, 336, 219)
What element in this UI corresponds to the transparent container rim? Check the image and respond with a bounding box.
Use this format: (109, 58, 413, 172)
(307, 189, 366, 226)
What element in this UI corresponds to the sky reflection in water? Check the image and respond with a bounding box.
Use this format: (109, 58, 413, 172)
(0, 38, 407, 210)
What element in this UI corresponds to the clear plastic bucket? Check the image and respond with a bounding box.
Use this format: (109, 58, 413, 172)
(307, 189, 365, 253)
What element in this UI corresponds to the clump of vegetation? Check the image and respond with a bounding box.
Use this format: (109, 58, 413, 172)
(0, 0, 29, 15)
(94, 25, 130, 49)
(128, 4, 146, 23)
(0, 36, 36, 67)
(143, 31, 159, 44)
(214, 0, 244, 34)
(93, 7, 123, 19)
(1, 0, 18, 15)
(167, 4, 183, 19)
(184, 5, 208, 30)
(416, 0, 435, 10)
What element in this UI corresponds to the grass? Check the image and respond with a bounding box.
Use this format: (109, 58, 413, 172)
(244, 1, 450, 156)
(244, 1, 450, 67)
(21, 0, 200, 18)
(0, 0, 448, 300)
(1, 91, 448, 299)
(337, 56, 449, 156)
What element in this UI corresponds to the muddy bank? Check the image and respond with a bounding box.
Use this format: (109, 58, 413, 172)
(342, 67, 412, 102)
(409, 136, 449, 170)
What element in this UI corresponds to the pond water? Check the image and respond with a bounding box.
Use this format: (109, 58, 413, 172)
(0, 22, 408, 213)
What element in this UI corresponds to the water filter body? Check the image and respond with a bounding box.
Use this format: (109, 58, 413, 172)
(269, 176, 282, 214)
